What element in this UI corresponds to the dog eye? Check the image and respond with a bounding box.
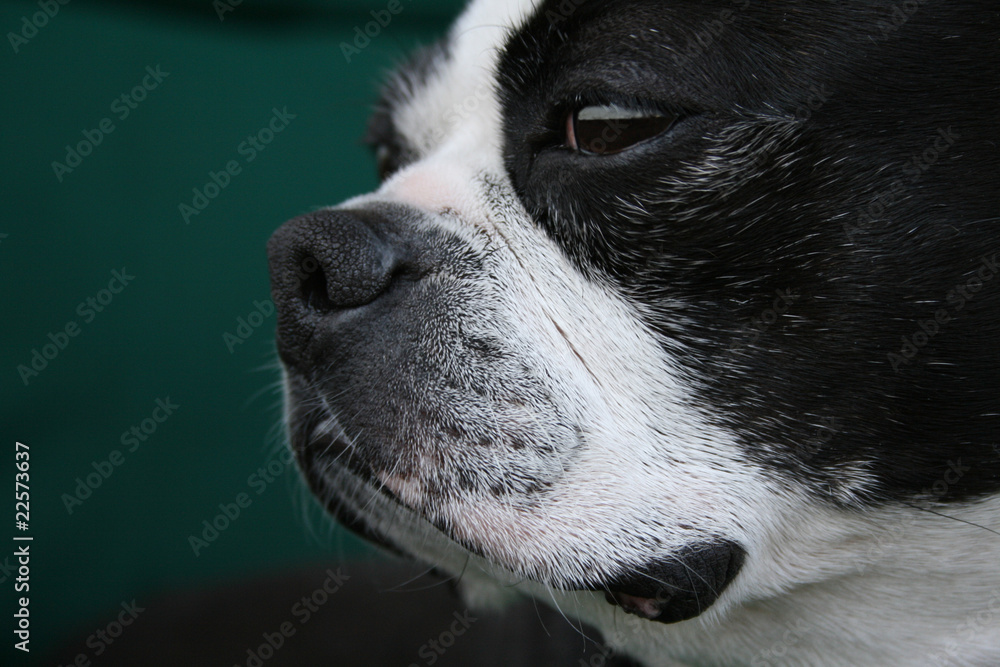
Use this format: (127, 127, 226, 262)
(375, 145, 400, 181)
(566, 104, 677, 155)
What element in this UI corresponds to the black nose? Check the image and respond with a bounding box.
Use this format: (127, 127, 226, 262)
(267, 209, 399, 362)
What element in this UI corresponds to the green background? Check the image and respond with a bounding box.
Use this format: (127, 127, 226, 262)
(0, 0, 464, 661)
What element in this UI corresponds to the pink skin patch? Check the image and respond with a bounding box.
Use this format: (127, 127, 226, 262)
(604, 590, 665, 620)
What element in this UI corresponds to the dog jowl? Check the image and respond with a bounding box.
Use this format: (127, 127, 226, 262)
(267, 1, 1000, 665)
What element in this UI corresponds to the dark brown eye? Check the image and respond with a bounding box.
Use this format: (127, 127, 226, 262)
(566, 104, 676, 155)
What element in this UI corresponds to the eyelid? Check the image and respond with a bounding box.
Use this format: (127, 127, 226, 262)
(576, 104, 667, 121)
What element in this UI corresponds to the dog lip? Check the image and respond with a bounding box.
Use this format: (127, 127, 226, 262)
(603, 590, 668, 620)
(583, 539, 747, 624)
(298, 432, 414, 557)
(302, 429, 399, 503)
(307, 431, 351, 462)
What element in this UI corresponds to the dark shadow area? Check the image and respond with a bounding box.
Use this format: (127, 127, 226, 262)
(48, 559, 642, 667)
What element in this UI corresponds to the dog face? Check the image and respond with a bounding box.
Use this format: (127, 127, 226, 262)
(268, 1, 1000, 664)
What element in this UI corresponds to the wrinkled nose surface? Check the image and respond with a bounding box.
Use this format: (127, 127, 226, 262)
(267, 209, 399, 365)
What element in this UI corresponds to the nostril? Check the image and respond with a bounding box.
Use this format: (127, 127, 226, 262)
(299, 256, 337, 314)
(268, 209, 402, 325)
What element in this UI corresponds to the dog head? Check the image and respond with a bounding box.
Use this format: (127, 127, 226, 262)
(267, 1, 999, 663)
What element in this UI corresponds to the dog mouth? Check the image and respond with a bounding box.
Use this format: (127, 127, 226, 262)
(585, 542, 747, 624)
(296, 424, 745, 625)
